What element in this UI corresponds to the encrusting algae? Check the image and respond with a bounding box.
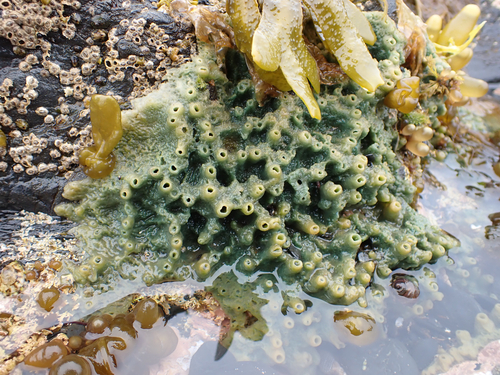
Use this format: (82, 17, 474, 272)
(7, 1, 497, 374)
(55, 7, 461, 310)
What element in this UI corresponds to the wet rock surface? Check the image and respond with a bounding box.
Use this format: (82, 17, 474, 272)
(0, 0, 195, 214)
(0, 173, 68, 212)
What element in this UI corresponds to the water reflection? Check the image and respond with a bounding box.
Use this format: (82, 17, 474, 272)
(207, 271, 270, 349)
(333, 310, 380, 346)
(5, 123, 500, 375)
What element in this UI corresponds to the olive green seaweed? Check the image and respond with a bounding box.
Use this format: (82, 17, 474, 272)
(55, 14, 457, 307)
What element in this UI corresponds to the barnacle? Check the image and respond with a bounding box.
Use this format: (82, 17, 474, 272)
(227, 0, 384, 120)
(78, 95, 123, 179)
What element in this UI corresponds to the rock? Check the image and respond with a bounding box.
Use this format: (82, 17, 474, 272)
(0, 173, 67, 213)
(0, 0, 194, 214)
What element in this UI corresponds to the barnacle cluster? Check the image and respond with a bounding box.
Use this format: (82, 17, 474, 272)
(55, 12, 458, 308)
(0, 75, 40, 122)
(0, 0, 195, 181)
(103, 17, 193, 95)
(0, 0, 80, 49)
(225, 0, 384, 119)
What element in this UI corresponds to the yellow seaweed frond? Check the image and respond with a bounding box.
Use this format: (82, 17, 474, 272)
(433, 22, 485, 56)
(426, 4, 485, 58)
(342, 0, 376, 45)
(436, 4, 481, 46)
(424, 4, 488, 99)
(251, 0, 321, 119)
(304, 0, 384, 92)
(384, 77, 420, 114)
(227, 0, 260, 54)
(254, 65, 292, 93)
(187, 0, 385, 119)
(228, 0, 384, 119)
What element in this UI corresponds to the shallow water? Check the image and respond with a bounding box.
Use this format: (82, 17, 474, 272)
(1, 0, 500, 372)
(2, 122, 500, 375)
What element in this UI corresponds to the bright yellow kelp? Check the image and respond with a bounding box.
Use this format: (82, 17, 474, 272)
(431, 5, 485, 56)
(227, 0, 384, 120)
(252, 0, 322, 119)
(425, 5, 488, 100)
(303, 0, 383, 92)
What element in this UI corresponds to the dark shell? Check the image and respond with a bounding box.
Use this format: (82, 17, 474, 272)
(390, 273, 420, 299)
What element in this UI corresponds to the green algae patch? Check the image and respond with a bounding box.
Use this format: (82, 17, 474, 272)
(55, 15, 457, 306)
